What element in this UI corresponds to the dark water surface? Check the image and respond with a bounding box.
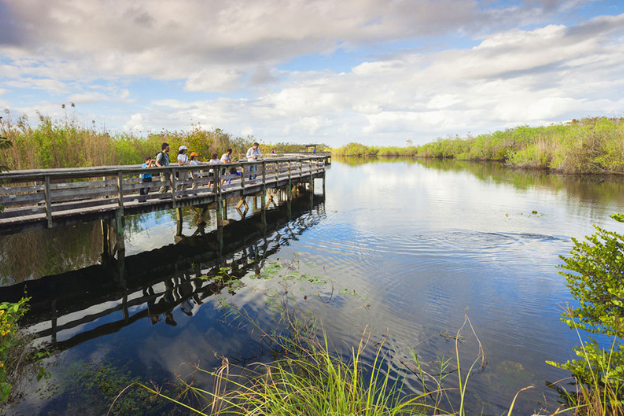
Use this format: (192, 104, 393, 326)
(3, 157, 624, 415)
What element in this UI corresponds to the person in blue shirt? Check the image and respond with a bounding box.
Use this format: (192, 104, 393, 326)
(139, 156, 154, 202)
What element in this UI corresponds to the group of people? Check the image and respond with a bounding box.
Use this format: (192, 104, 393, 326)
(139, 142, 264, 202)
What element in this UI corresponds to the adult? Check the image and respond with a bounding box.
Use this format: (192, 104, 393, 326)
(246, 142, 263, 180)
(155, 142, 170, 194)
(220, 148, 234, 185)
(177, 145, 190, 193)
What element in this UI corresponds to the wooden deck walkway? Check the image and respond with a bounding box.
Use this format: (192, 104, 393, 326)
(0, 156, 328, 236)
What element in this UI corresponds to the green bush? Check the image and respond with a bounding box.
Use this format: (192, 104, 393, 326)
(549, 213, 624, 410)
(0, 297, 49, 404)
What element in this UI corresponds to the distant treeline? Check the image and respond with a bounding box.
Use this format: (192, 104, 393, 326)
(0, 112, 325, 171)
(333, 117, 624, 174)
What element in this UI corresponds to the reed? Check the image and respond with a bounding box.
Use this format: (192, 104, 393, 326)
(0, 111, 257, 170)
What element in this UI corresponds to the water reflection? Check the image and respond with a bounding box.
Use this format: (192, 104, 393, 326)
(0, 195, 325, 352)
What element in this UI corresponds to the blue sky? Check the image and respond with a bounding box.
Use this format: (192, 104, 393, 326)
(1, 0, 623, 146)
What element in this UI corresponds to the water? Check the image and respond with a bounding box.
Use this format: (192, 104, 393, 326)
(2, 157, 624, 415)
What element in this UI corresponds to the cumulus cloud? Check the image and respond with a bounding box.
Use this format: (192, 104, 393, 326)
(0, 0, 586, 88)
(124, 113, 145, 131)
(148, 12, 624, 144)
(0, 0, 622, 145)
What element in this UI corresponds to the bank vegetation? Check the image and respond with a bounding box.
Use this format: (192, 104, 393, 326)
(0, 111, 320, 171)
(333, 117, 624, 174)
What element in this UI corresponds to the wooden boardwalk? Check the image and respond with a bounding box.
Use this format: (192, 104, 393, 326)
(0, 156, 328, 236)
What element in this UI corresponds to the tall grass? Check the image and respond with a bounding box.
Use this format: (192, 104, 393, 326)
(332, 117, 624, 174)
(119, 294, 572, 416)
(0, 111, 258, 170)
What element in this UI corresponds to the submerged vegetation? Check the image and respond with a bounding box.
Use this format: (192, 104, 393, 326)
(333, 117, 624, 174)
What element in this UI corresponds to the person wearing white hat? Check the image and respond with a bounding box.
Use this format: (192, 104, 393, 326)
(177, 145, 190, 193)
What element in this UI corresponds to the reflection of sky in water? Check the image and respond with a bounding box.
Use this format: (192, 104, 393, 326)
(8, 159, 624, 415)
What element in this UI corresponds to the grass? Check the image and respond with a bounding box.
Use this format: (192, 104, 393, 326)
(332, 117, 624, 174)
(119, 293, 573, 416)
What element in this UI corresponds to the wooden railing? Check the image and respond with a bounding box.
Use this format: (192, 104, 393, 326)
(0, 156, 327, 233)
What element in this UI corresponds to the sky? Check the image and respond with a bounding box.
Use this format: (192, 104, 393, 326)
(1, 0, 624, 146)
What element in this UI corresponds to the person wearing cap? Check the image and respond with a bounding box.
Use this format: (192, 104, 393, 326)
(189, 152, 209, 192)
(177, 145, 190, 193)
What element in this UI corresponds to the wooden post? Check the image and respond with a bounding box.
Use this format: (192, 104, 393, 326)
(275, 161, 279, 182)
(44, 175, 53, 228)
(262, 161, 266, 188)
(241, 163, 245, 189)
(117, 171, 124, 215)
(222, 199, 228, 220)
(170, 168, 177, 208)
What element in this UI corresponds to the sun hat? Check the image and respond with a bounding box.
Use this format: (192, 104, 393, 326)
(190, 152, 198, 157)
(179, 145, 188, 151)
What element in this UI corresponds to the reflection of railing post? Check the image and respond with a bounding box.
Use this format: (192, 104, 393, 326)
(44, 175, 53, 228)
(114, 208, 125, 252)
(176, 207, 184, 236)
(51, 299, 57, 344)
(216, 169, 223, 228)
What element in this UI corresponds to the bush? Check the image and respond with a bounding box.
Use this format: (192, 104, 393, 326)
(0, 297, 49, 404)
(549, 213, 624, 412)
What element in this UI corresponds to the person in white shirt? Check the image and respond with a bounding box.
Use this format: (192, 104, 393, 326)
(220, 148, 234, 185)
(246, 142, 262, 180)
(177, 145, 190, 192)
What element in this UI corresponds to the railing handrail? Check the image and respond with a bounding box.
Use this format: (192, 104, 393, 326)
(0, 156, 328, 182)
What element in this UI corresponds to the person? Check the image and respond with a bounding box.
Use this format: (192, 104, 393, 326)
(155, 142, 170, 194)
(271, 149, 276, 154)
(177, 145, 190, 193)
(220, 148, 234, 185)
(246, 142, 262, 180)
(139, 156, 154, 202)
(208, 152, 223, 189)
(189, 152, 209, 192)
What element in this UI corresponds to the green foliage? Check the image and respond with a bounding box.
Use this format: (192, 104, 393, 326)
(332, 117, 624, 174)
(0, 297, 49, 404)
(549, 213, 624, 410)
(0, 112, 257, 170)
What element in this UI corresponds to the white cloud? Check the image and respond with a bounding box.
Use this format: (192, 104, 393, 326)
(124, 113, 145, 131)
(1, 1, 623, 146)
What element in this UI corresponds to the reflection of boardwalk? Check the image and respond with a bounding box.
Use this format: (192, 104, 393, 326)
(0, 196, 325, 350)
(0, 156, 328, 236)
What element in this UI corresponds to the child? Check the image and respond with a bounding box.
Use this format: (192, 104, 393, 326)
(140, 156, 154, 202)
(189, 152, 209, 192)
(208, 152, 223, 189)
